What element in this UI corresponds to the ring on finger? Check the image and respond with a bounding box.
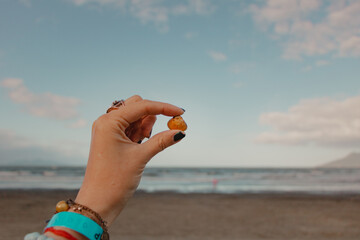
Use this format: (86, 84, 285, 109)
(106, 99, 125, 113)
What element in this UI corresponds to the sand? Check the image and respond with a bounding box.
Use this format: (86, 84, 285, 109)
(1, 190, 360, 240)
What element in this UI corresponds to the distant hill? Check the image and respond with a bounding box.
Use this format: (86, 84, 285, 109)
(320, 152, 360, 168)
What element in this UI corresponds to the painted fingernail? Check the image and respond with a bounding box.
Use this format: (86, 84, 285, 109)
(137, 140, 142, 144)
(174, 131, 186, 141)
(181, 108, 186, 112)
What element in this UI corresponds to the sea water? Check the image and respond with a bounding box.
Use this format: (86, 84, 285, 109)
(0, 166, 359, 194)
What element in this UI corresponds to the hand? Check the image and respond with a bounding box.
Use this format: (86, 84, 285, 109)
(74, 95, 185, 226)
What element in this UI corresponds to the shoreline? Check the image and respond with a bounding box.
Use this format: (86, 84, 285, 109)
(3, 190, 360, 240)
(2, 188, 360, 196)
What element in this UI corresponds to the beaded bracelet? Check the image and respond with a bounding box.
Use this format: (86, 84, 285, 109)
(66, 199, 109, 236)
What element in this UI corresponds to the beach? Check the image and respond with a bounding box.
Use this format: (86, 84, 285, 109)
(2, 190, 360, 240)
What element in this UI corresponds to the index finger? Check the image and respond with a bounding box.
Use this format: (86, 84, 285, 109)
(113, 99, 185, 126)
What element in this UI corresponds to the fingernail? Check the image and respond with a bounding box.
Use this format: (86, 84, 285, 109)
(149, 129, 152, 138)
(181, 108, 186, 112)
(137, 140, 142, 144)
(174, 131, 186, 141)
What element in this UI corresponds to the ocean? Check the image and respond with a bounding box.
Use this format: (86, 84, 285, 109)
(0, 166, 359, 194)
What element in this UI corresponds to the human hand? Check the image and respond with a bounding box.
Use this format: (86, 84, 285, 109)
(74, 95, 186, 226)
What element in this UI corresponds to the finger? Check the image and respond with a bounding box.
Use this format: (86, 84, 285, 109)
(124, 94, 143, 105)
(125, 120, 142, 142)
(107, 95, 142, 114)
(141, 130, 186, 161)
(141, 115, 156, 138)
(115, 100, 184, 126)
(125, 116, 156, 142)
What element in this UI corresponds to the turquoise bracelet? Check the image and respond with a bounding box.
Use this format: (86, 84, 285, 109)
(45, 212, 103, 240)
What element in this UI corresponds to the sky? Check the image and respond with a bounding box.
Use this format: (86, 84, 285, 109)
(0, 0, 359, 167)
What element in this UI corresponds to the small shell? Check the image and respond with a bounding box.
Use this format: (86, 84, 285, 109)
(167, 116, 187, 131)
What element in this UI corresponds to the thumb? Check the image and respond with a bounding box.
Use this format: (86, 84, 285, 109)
(142, 130, 186, 160)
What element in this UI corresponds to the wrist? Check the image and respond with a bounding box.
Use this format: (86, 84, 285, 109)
(74, 188, 115, 226)
(75, 184, 129, 226)
(44, 227, 88, 240)
(45, 211, 104, 240)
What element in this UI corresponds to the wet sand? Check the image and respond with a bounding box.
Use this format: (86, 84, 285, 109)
(2, 190, 360, 240)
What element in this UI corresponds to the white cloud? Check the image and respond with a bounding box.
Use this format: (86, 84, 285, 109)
(71, 0, 127, 6)
(187, 0, 216, 15)
(0, 129, 33, 149)
(208, 51, 227, 62)
(66, 0, 215, 32)
(302, 65, 312, 71)
(1, 78, 81, 121)
(249, 0, 360, 59)
(68, 119, 88, 128)
(129, 0, 169, 32)
(172, 0, 215, 15)
(172, 4, 189, 15)
(184, 31, 198, 40)
(339, 36, 360, 57)
(0, 129, 87, 165)
(228, 62, 253, 74)
(256, 95, 360, 147)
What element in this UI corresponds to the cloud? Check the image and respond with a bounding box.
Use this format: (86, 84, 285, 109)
(1, 78, 81, 121)
(70, 0, 127, 6)
(184, 31, 198, 40)
(256, 95, 360, 147)
(67, 0, 215, 32)
(249, 0, 360, 59)
(0, 129, 87, 166)
(208, 51, 227, 62)
(186, 0, 216, 15)
(339, 36, 360, 57)
(0, 129, 33, 149)
(228, 62, 254, 74)
(302, 65, 312, 71)
(129, 0, 170, 32)
(68, 119, 88, 128)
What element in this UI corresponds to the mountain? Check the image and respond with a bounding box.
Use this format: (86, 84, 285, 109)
(320, 152, 360, 168)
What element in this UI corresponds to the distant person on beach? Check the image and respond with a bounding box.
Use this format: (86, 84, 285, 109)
(212, 178, 219, 191)
(25, 95, 186, 240)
